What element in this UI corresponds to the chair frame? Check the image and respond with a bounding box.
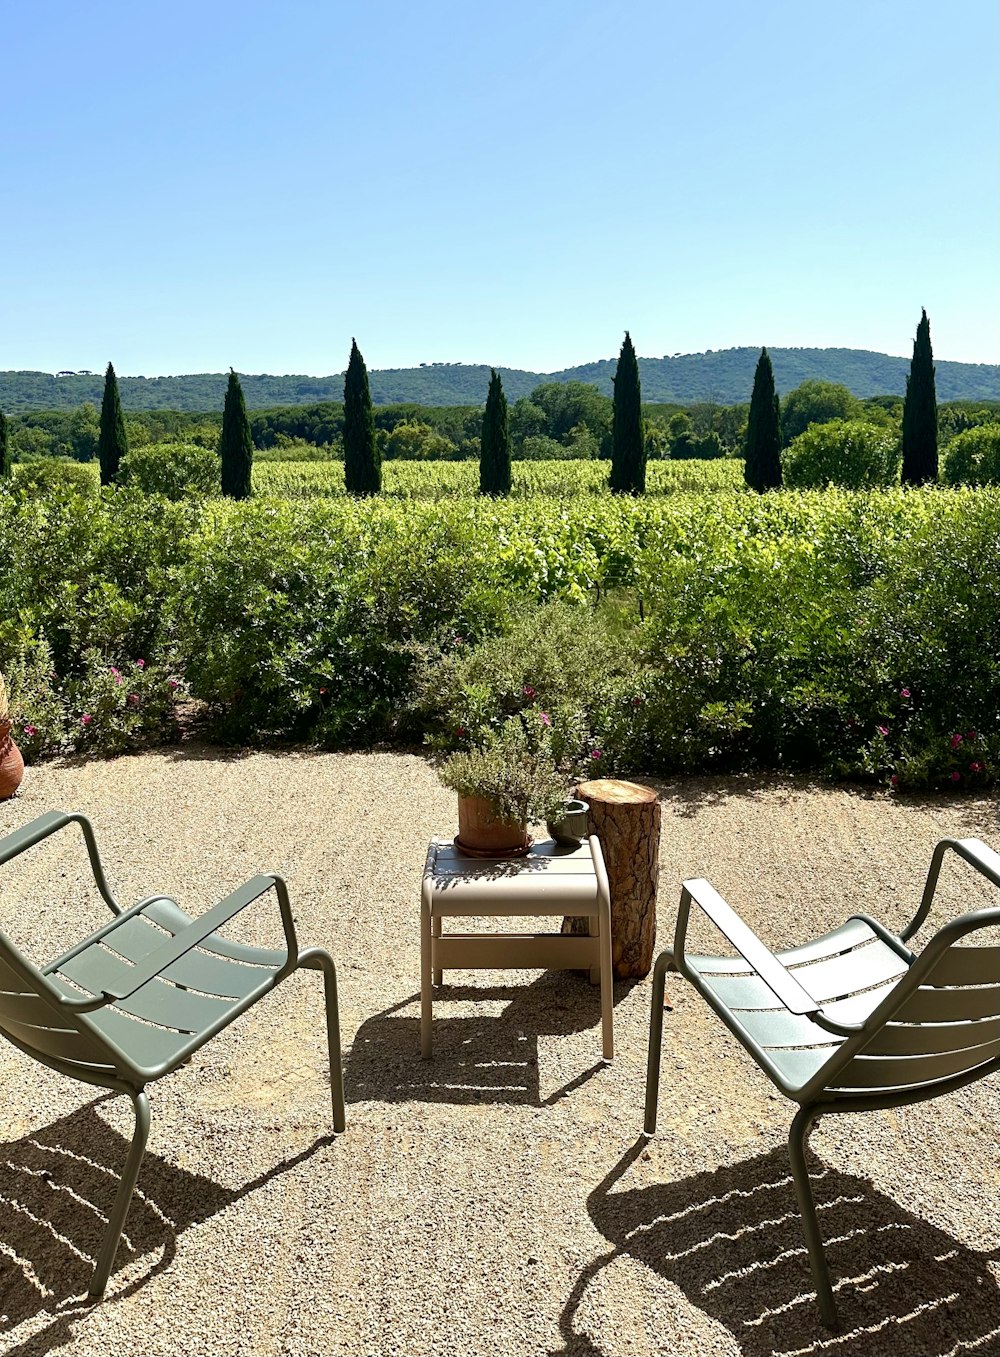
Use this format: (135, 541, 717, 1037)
(0, 810, 346, 1297)
(645, 836, 1000, 1328)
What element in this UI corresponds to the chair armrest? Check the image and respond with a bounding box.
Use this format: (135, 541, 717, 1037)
(675, 878, 820, 1016)
(902, 837, 1000, 941)
(0, 810, 120, 914)
(86, 873, 298, 1004)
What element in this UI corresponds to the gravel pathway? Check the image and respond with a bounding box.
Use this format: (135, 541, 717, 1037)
(0, 749, 997, 1357)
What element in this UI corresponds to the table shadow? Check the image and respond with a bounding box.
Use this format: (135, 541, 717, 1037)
(346, 973, 627, 1108)
(553, 1138, 1000, 1356)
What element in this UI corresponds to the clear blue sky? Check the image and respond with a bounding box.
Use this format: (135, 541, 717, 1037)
(2, 0, 997, 375)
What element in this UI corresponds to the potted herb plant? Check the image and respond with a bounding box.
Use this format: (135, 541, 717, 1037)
(439, 716, 567, 855)
(0, 671, 25, 800)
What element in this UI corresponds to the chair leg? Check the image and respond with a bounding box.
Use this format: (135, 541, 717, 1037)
(788, 1104, 839, 1330)
(89, 1088, 150, 1299)
(643, 950, 674, 1136)
(304, 949, 347, 1134)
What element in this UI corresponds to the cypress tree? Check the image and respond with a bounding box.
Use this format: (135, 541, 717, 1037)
(901, 308, 938, 485)
(0, 411, 10, 481)
(479, 369, 511, 495)
(97, 362, 129, 486)
(220, 369, 254, 500)
(609, 331, 645, 494)
(343, 339, 380, 495)
(744, 348, 783, 491)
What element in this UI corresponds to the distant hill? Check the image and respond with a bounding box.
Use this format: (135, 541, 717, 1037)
(2, 347, 996, 412)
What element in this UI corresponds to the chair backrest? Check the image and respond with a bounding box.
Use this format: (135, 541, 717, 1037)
(828, 908, 1000, 1096)
(0, 928, 119, 1078)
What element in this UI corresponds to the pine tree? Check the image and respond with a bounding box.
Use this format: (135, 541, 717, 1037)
(901, 308, 938, 485)
(343, 339, 380, 495)
(0, 410, 10, 480)
(744, 348, 783, 491)
(97, 362, 129, 486)
(479, 369, 511, 495)
(220, 370, 253, 500)
(609, 331, 645, 494)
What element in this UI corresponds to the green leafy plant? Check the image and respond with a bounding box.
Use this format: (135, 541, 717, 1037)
(120, 443, 221, 499)
(437, 716, 566, 825)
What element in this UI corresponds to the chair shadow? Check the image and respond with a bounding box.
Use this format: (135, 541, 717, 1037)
(346, 973, 632, 1108)
(555, 1138, 1000, 1357)
(0, 1100, 334, 1349)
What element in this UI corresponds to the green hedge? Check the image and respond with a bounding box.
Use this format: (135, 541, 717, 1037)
(0, 482, 996, 789)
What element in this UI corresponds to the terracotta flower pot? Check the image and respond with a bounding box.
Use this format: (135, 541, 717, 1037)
(456, 795, 530, 855)
(0, 722, 24, 800)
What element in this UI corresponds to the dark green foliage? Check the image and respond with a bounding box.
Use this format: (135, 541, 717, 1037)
(343, 340, 381, 495)
(781, 381, 859, 443)
(219, 371, 254, 500)
(901, 309, 938, 485)
(0, 410, 10, 479)
(744, 349, 783, 491)
(479, 369, 511, 495)
(609, 333, 646, 494)
(1, 348, 998, 415)
(97, 363, 128, 486)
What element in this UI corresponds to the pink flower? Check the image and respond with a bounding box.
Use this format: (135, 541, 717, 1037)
(876, 725, 889, 737)
(453, 636, 463, 647)
(136, 659, 145, 669)
(590, 748, 602, 760)
(523, 684, 536, 699)
(632, 696, 643, 708)
(969, 760, 984, 773)
(900, 688, 910, 698)
(966, 730, 978, 742)
(540, 712, 552, 727)
(950, 733, 963, 749)
(950, 771, 961, 782)
(80, 713, 92, 726)
(167, 678, 179, 691)
(23, 724, 37, 737)
(890, 774, 899, 788)
(455, 726, 466, 737)
(127, 693, 140, 707)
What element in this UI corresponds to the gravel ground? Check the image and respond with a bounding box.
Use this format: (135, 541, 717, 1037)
(0, 748, 998, 1357)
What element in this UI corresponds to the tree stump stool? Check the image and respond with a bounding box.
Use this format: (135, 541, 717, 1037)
(562, 778, 660, 979)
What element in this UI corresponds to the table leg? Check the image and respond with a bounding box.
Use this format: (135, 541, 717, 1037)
(421, 893, 433, 1059)
(587, 914, 600, 986)
(433, 914, 443, 987)
(598, 890, 614, 1061)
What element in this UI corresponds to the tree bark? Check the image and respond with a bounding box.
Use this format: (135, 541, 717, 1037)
(563, 778, 660, 979)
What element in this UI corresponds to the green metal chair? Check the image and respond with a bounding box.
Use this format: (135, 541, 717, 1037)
(644, 836, 1000, 1329)
(0, 809, 346, 1298)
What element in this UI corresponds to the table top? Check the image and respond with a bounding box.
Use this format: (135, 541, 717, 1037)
(423, 836, 604, 915)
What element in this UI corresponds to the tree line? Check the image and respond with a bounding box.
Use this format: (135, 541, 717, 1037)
(743, 309, 951, 491)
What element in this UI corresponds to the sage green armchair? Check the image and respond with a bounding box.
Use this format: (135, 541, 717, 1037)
(0, 810, 346, 1298)
(645, 837, 1000, 1328)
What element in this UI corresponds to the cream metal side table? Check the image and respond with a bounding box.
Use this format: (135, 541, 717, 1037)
(420, 834, 613, 1060)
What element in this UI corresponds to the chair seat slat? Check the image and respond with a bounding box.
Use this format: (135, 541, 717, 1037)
(731, 1005, 838, 1050)
(834, 1037, 1000, 1090)
(0, 1012, 109, 1065)
(0, 987, 67, 1028)
(926, 946, 1000, 987)
(142, 898, 285, 968)
(895, 984, 1000, 1022)
(791, 942, 909, 1001)
(863, 1014, 1000, 1056)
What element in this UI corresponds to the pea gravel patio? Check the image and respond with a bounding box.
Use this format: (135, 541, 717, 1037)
(1, 748, 998, 1357)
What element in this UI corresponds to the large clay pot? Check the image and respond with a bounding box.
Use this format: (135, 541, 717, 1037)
(0, 722, 24, 800)
(456, 795, 530, 855)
